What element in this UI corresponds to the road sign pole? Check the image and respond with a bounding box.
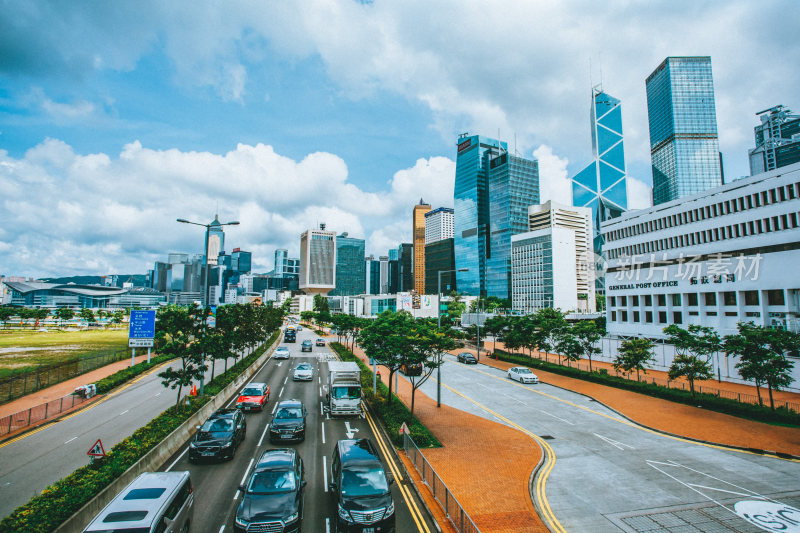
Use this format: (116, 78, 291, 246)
(131, 347, 136, 367)
(147, 347, 151, 364)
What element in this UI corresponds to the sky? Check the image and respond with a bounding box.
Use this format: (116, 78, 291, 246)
(1, 1, 798, 278)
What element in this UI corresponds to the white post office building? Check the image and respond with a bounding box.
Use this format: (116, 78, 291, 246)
(602, 162, 800, 339)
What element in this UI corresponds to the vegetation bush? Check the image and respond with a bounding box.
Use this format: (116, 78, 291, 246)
(329, 342, 441, 448)
(494, 349, 800, 427)
(95, 353, 175, 394)
(0, 330, 280, 533)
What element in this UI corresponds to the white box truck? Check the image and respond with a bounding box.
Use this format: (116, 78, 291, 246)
(326, 361, 362, 416)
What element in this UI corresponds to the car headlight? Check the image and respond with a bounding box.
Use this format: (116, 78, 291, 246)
(285, 511, 299, 522)
(235, 515, 249, 528)
(294, 426, 304, 433)
(385, 501, 395, 517)
(189, 441, 197, 448)
(338, 503, 353, 523)
(222, 441, 233, 448)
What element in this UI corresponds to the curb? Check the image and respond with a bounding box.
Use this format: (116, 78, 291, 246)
(53, 335, 281, 533)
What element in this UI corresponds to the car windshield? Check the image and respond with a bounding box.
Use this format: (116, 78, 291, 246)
(241, 388, 263, 396)
(248, 469, 296, 494)
(516, 368, 532, 374)
(277, 348, 289, 352)
(275, 407, 303, 419)
(296, 364, 311, 371)
(341, 467, 389, 497)
(201, 418, 234, 433)
(332, 386, 360, 400)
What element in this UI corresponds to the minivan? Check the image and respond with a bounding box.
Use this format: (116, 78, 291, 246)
(329, 439, 395, 532)
(83, 471, 193, 533)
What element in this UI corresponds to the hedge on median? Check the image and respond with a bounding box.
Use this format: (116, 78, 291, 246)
(329, 342, 441, 448)
(494, 349, 800, 427)
(0, 331, 279, 533)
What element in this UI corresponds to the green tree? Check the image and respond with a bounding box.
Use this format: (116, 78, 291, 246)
(55, 307, 75, 327)
(613, 337, 655, 381)
(483, 315, 507, 355)
(554, 324, 582, 367)
(0, 307, 13, 328)
(80, 308, 95, 323)
(155, 304, 207, 409)
(573, 320, 603, 371)
(300, 311, 315, 324)
(403, 318, 456, 423)
(445, 291, 466, 322)
(34, 308, 49, 328)
(535, 308, 566, 362)
(668, 353, 713, 398)
(313, 294, 330, 314)
(112, 310, 125, 326)
(358, 311, 413, 403)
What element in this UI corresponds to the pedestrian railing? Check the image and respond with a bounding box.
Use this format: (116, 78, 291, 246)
(0, 348, 131, 404)
(403, 432, 481, 533)
(0, 392, 91, 437)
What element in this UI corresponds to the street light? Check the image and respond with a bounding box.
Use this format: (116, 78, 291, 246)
(176, 217, 239, 395)
(437, 267, 468, 407)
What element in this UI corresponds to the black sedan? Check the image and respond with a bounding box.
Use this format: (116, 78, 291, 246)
(189, 408, 246, 462)
(301, 340, 313, 352)
(269, 399, 307, 443)
(456, 352, 478, 364)
(235, 449, 305, 533)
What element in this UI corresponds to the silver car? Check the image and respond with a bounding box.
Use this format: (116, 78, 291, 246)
(293, 362, 313, 381)
(274, 346, 290, 360)
(507, 366, 539, 384)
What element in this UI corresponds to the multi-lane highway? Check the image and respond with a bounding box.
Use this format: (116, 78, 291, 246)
(422, 354, 800, 532)
(160, 326, 436, 532)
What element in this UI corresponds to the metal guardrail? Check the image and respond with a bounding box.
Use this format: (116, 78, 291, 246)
(0, 392, 91, 436)
(403, 432, 480, 533)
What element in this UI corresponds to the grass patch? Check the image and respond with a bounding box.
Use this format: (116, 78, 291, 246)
(494, 349, 800, 428)
(329, 342, 441, 448)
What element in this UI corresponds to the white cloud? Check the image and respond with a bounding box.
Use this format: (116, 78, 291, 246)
(627, 177, 652, 210)
(534, 145, 571, 205)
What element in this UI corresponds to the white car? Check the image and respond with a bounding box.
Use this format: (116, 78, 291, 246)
(293, 362, 314, 381)
(274, 347, 290, 360)
(507, 367, 539, 384)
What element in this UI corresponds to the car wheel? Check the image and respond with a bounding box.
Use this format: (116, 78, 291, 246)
(181, 522, 189, 533)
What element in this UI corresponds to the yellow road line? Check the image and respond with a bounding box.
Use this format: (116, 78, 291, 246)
(363, 406, 431, 533)
(470, 365, 800, 462)
(440, 381, 567, 533)
(0, 360, 172, 449)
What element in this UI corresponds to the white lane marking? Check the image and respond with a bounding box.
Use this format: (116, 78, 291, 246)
(277, 362, 282, 367)
(323, 456, 328, 492)
(258, 424, 270, 447)
(594, 433, 635, 450)
(279, 386, 284, 396)
(155, 392, 161, 397)
(272, 402, 278, 414)
(119, 409, 129, 415)
(345, 421, 359, 439)
(321, 422, 326, 444)
(326, 518, 330, 532)
(537, 409, 575, 425)
(500, 391, 526, 405)
(234, 458, 255, 500)
(284, 376, 288, 385)
(64, 436, 77, 444)
(320, 401, 323, 413)
(166, 447, 189, 472)
(219, 526, 225, 533)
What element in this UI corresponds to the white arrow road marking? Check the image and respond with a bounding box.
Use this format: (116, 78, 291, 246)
(345, 421, 359, 439)
(593, 433, 634, 450)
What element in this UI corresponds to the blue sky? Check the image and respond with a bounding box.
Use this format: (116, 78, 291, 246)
(1, 1, 798, 277)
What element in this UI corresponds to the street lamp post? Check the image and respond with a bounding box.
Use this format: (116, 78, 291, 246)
(437, 267, 468, 407)
(177, 217, 239, 395)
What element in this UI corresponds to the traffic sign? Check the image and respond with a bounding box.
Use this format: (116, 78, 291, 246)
(87, 439, 106, 457)
(207, 306, 216, 328)
(128, 310, 156, 348)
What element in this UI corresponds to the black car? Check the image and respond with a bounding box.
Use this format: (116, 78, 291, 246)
(301, 340, 313, 352)
(235, 449, 305, 533)
(269, 399, 307, 443)
(189, 408, 246, 462)
(456, 352, 478, 364)
(330, 439, 395, 532)
(285, 330, 296, 343)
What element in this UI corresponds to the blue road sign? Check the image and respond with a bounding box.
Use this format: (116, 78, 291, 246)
(129, 310, 156, 340)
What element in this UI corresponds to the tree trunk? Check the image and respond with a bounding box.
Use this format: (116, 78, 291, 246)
(755, 382, 763, 406)
(588, 356, 593, 373)
(408, 387, 416, 425)
(767, 382, 775, 410)
(211, 359, 215, 381)
(387, 370, 394, 404)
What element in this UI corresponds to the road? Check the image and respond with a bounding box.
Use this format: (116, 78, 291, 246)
(420, 354, 800, 533)
(160, 326, 436, 533)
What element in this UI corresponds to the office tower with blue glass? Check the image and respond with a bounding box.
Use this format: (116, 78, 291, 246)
(331, 233, 365, 296)
(454, 134, 506, 297)
(646, 56, 723, 205)
(486, 151, 539, 300)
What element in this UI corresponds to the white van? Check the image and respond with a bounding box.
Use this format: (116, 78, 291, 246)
(83, 471, 193, 533)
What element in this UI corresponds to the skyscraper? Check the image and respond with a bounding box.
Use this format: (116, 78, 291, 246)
(331, 233, 365, 296)
(299, 225, 336, 295)
(572, 88, 628, 257)
(425, 207, 454, 244)
(398, 243, 413, 292)
(206, 215, 225, 266)
(749, 105, 800, 175)
(486, 150, 539, 299)
(454, 134, 506, 296)
(412, 199, 431, 293)
(646, 56, 722, 205)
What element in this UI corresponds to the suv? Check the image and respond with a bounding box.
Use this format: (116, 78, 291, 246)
(285, 330, 296, 343)
(236, 382, 270, 411)
(189, 408, 246, 462)
(235, 449, 305, 533)
(269, 399, 307, 443)
(329, 439, 395, 532)
(301, 340, 313, 352)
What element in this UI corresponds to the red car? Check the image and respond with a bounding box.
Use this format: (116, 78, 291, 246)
(236, 382, 270, 411)
(315, 338, 326, 346)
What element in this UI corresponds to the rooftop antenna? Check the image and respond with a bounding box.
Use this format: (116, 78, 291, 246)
(514, 132, 518, 156)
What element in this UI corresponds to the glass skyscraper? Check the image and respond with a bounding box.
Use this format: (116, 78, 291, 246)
(486, 151, 539, 299)
(646, 56, 722, 205)
(331, 233, 365, 296)
(572, 88, 628, 263)
(454, 134, 506, 296)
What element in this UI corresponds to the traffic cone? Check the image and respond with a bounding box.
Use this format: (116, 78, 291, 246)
(190, 385, 197, 396)
(376, 369, 381, 381)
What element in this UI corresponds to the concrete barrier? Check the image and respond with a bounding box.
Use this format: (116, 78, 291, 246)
(55, 335, 281, 533)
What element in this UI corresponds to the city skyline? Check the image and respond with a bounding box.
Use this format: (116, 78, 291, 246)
(1, 2, 797, 278)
